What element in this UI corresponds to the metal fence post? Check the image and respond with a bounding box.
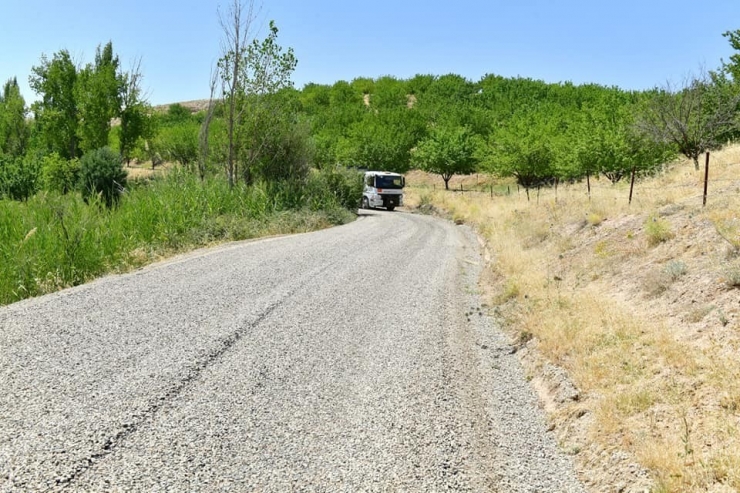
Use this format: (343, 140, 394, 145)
(703, 151, 710, 207)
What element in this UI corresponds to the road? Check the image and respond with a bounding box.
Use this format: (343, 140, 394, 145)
(0, 210, 584, 492)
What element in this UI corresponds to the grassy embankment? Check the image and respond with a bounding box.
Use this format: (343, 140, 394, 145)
(0, 166, 358, 306)
(405, 147, 740, 492)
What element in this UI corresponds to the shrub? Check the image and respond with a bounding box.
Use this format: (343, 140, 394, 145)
(723, 263, 740, 288)
(304, 166, 364, 211)
(0, 154, 41, 201)
(319, 166, 364, 210)
(645, 215, 673, 246)
(249, 117, 313, 184)
(40, 153, 80, 194)
(79, 147, 127, 207)
(664, 260, 688, 280)
(586, 212, 604, 227)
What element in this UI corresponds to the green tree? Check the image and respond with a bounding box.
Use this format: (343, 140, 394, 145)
(216, 0, 299, 186)
(340, 108, 424, 172)
(486, 108, 558, 197)
(570, 93, 675, 184)
(406, 74, 436, 96)
(158, 121, 199, 169)
(0, 78, 30, 157)
(119, 58, 151, 164)
(76, 42, 121, 152)
(722, 29, 740, 82)
(164, 103, 192, 124)
(369, 76, 407, 108)
(637, 73, 739, 170)
(350, 77, 374, 97)
(29, 50, 80, 159)
(411, 125, 478, 189)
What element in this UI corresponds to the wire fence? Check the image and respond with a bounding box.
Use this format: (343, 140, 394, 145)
(427, 154, 739, 210)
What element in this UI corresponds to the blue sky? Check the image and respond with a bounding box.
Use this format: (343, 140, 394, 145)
(2, 0, 740, 106)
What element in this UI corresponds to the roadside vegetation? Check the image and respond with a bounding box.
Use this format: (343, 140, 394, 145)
(0, 168, 358, 306)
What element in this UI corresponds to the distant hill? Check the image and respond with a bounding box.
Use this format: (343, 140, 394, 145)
(152, 99, 211, 114)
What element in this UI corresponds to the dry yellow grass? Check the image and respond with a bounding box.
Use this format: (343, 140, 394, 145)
(405, 147, 740, 492)
(124, 160, 176, 180)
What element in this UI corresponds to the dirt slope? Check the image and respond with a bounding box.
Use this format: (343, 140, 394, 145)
(405, 146, 740, 492)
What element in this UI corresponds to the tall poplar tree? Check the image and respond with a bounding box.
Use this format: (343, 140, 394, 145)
(0, 78, 30, 157)
(76, 42, 122, 152)
(29, 50, 80, 159)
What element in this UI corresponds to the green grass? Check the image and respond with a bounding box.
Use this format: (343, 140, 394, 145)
(0, 170, 357, 306)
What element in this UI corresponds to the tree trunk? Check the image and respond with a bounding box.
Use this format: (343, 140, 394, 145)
(443, 177, 450, 190)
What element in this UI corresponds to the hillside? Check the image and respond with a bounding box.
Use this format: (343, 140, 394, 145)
(404, 146, 740, 492)
(152, 99, 211, 114)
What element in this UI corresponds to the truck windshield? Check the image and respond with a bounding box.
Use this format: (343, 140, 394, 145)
(375, 175, 404, 189)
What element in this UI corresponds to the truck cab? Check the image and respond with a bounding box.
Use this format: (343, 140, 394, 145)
(361, 171, 405, 211)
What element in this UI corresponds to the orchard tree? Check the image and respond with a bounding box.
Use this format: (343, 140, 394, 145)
(486, 108, 558, 198)
(369, 76, 407, 108)
(571, 104, 674, 184)
(0, 78, 30, 157)
(411, 125, 478, 189)
(30, 50, 80, 159)
(158, 121, 199, 169)
(406, 74, 436, 97)
(568, 92, 637, 183)
(637, 72, 739, 170)
(339, 107, 425, 172)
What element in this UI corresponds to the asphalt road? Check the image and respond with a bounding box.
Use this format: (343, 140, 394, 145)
(0, 209, 585, 492)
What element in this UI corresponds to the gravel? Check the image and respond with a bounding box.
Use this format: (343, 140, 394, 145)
(0, 209, 585, 492)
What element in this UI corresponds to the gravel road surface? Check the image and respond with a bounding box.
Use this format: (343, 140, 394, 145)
(0, 210, 585, 492)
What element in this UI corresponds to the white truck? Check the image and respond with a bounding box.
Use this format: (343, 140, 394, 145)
(361, 171, 405, 211)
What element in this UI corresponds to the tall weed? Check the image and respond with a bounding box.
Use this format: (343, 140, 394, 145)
(0, 170, 357, 305)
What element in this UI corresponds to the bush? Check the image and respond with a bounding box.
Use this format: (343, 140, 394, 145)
(664, 260, 688, 280)
(40, 153, 80, 194)
(645, 215, 673, 246)
(0, 154, 41, 201)
(79, 147, 127, 207)
(305, 166, 364, 211)
(723, 263, 740, 288)
(249, 117, 313, 184)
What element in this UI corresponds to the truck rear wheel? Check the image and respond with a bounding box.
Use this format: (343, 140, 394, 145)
(387, 205, 395, 212)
